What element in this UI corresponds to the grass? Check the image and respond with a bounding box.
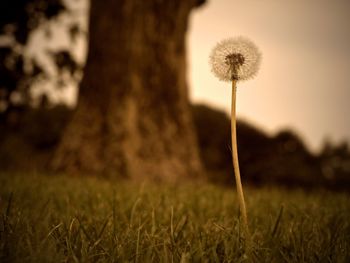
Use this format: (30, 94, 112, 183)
(0, 173, 349, 262)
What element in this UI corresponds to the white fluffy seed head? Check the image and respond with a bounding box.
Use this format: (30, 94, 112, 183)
(209, 36, 262, 82)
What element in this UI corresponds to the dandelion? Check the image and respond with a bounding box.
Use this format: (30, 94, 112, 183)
(209, 36, 262, 249)
(210, 37, 261, 82)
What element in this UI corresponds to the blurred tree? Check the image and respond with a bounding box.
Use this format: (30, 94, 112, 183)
(52, 0, 206, 180)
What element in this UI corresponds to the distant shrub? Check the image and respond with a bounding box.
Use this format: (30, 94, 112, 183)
(191, 104, 349, 190)
(0, 105, 72, 171)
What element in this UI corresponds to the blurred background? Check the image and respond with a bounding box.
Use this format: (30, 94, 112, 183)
(0, 0, 349, 190)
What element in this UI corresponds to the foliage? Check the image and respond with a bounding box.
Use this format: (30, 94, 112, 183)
(0, 0, 65, 43)
(0, 0, 81, 115)
(0, 173, 349, 262)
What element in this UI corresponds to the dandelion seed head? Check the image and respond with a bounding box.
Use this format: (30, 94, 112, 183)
(209, 36, 262, 82)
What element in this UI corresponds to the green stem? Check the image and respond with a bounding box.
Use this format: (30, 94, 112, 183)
(231, 80, 251, 245)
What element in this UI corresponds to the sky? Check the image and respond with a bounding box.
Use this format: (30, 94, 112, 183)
(187, 0, 350, 151)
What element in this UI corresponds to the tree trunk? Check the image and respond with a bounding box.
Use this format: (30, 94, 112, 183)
(51, 0, 205, 181)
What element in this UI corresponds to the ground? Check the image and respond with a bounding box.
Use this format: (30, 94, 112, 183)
(0, 173, 349, 262)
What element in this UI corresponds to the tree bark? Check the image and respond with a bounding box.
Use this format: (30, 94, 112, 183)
(51, 0, 205, 180)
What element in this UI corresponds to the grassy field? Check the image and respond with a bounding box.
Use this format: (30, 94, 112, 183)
(0, 173, 349, 262)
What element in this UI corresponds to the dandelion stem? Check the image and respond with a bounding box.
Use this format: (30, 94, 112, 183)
(231, 80, 250, 244)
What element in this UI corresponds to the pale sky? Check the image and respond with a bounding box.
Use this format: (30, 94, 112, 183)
(187, 0, 350, 151)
